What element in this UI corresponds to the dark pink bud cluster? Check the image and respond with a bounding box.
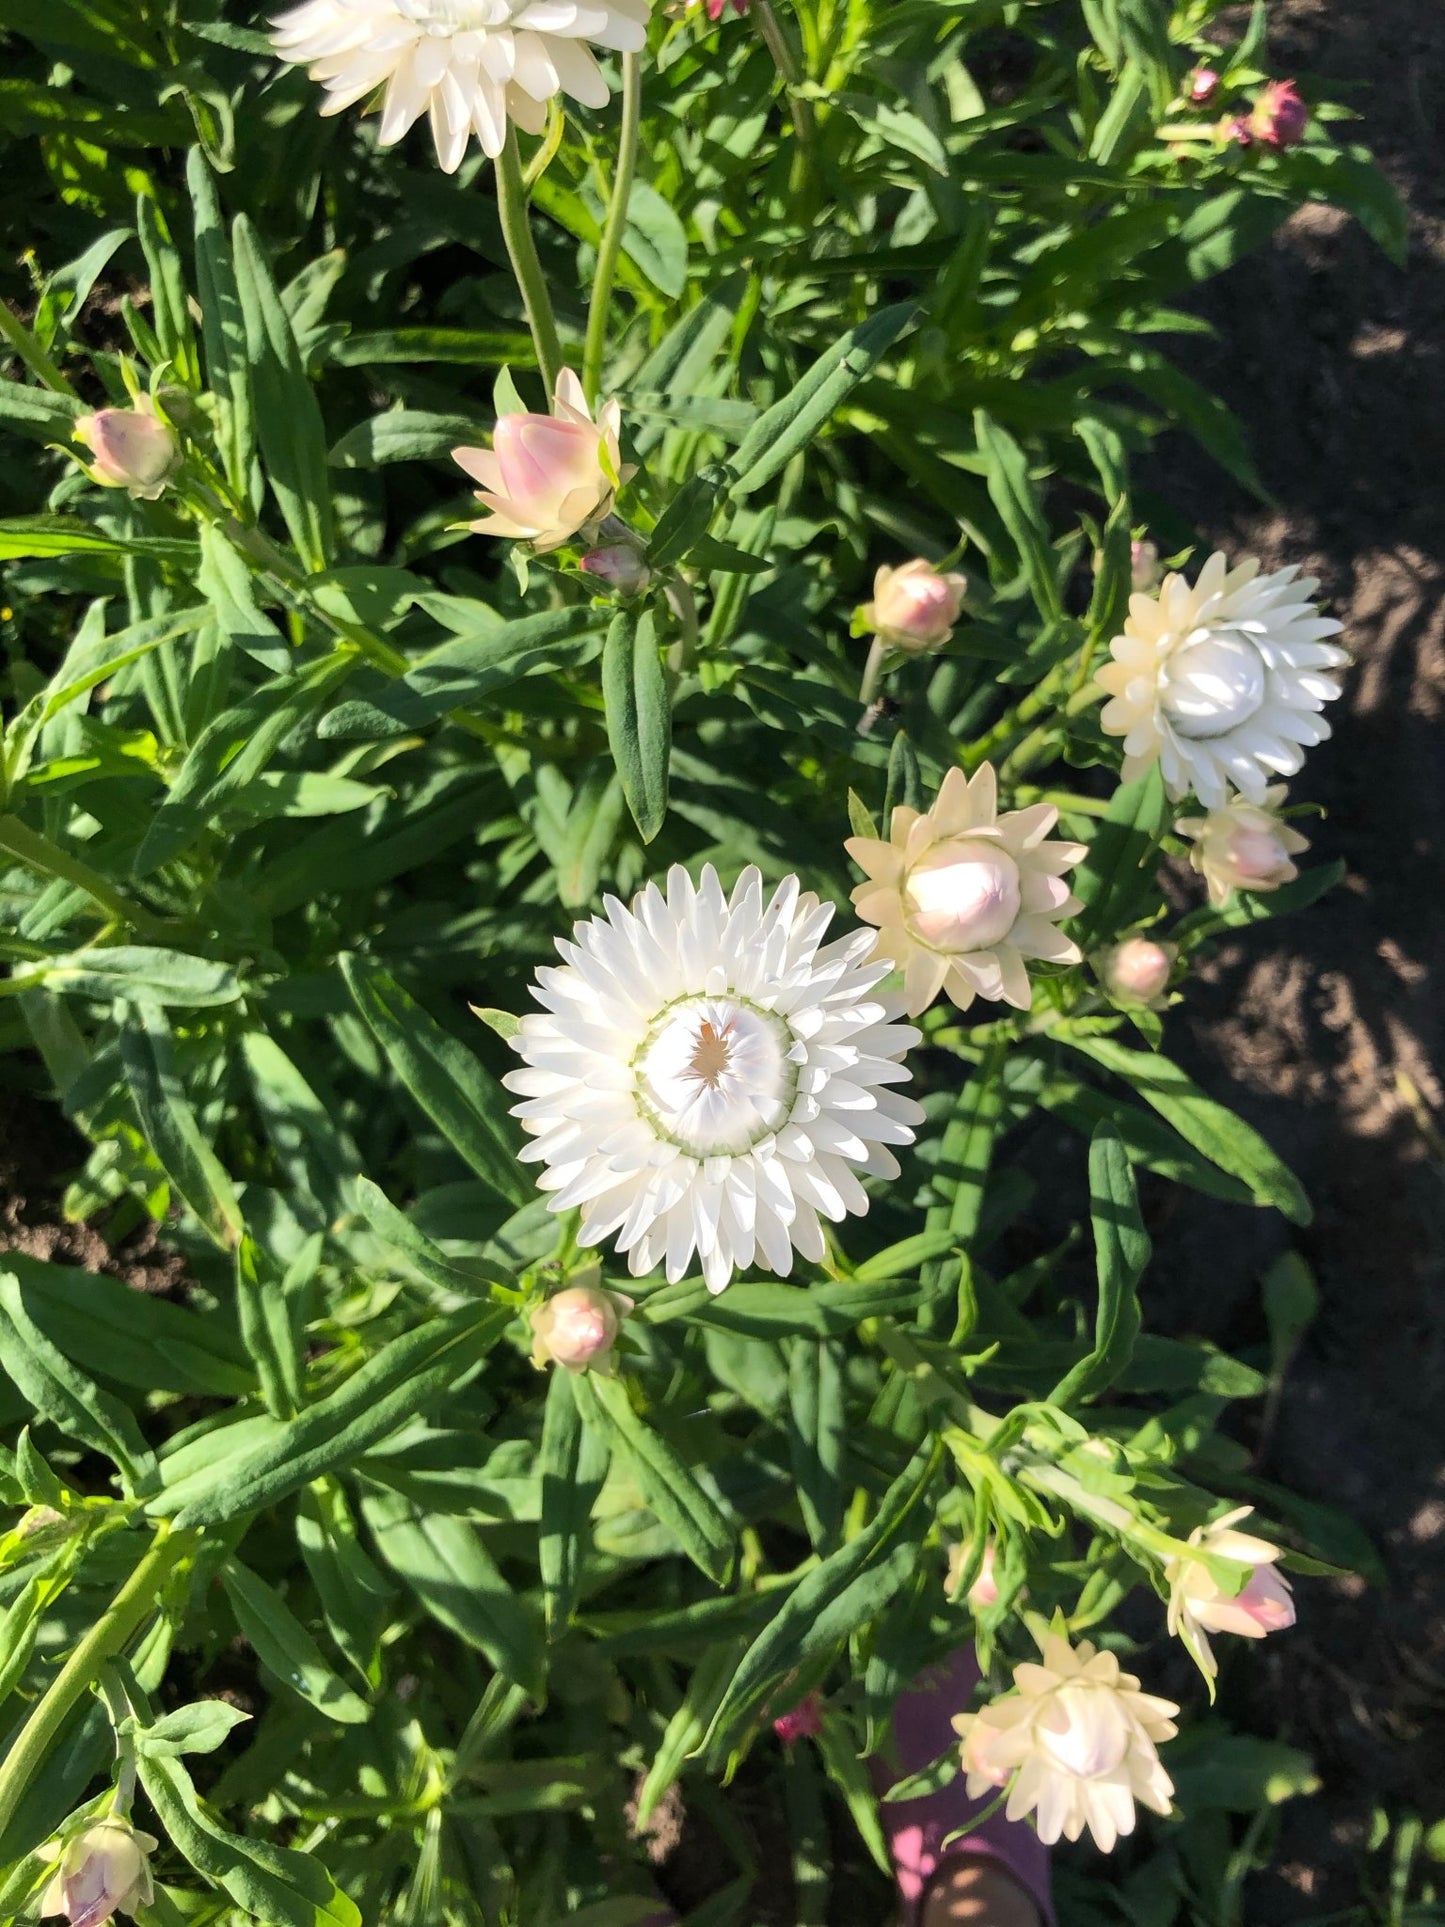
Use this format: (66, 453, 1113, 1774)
(772, 1693, 823, 1745)
(1232, 79, 1309, 150)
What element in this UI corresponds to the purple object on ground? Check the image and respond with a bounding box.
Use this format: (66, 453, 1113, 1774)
(870, 1647, 1056, 1926)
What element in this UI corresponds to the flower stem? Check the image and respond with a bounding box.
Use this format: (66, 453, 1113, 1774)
(0, 815, 168, 940)
(582, 52, 643, 407)
(751, 0, 818, 201)
(496, 128, 564, 400)
(0, 1526, 195, 1844)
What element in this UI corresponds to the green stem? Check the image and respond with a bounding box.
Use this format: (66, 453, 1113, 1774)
(0, 306, 75, 398)
(0, 1527, 195, 1843)
(495, 129, 564, 400)
(0, 816, 168, 940)
(582, 52, 643, 407)
(751, 0, 818, 201)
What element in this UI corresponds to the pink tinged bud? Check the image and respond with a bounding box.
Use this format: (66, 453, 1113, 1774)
(1229, 825, 1296, 886)
(1227, 115, 1253, 148)
(529, 1283, 630, 1374)
(904, 842, 1021, 953)
(704, 0, 748, 15)
(74, 406, 178, 500)
(772, 1693, 823, 1745)
(1130, 539, 1160, 593)
(1252, 79, 1308, 148)
(1102, 937, 1175, 1005)
(1209, 1566, 1297, 1639)
(863, 558, 968, 653)
(946, 1539, 1000, 1608)
(1187, 67, 1220, 106)
(39, 1822, 157, 1927)
(580, 544, 651, 598)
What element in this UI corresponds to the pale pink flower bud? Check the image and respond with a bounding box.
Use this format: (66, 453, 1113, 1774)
(1175, 787, 1310, 908)
(1099, 937, 1176, 1007)
(1130, 539, 1161, 592)
(1187, 67, 1220, 106)
(946, 1539, 999, 1609)
(861, 558, 968, 653)
(905, 842, 1023, 952)
(579, 543, 651, 598)
(772, 1693, 823, 1745)
(74, 403, 178, 501)
(39, 1821, 157, 1927)
(1249, 79, 1309, 149)
(1166, 1507, 1297, 1679)
(952, 1633, 1178, 1852)
(529, 1279, 631, 1374)
(452, 369, 635, 554)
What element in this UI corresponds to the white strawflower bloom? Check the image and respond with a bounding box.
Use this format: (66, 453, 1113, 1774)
(504, 865, 924, 1294)
(1095, 552, 1347, 809)
(953, 1633, 1178, 1853)
(1165, 1506, 1296, 1681)
(846, 763, 1086, 1018)
(271, 0, 652, 173)
(1175, 786, 1310, 908)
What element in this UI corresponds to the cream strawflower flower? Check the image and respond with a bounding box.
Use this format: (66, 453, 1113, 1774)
(1166, 1506, 1296, 1681)
(1095, 552, 1347, 809)
(953, 1633, 1178, 1852)
(38, 1819, 157, 1927)
(271, 0, 651, 173)
(1175, 785, 1310, 908)
(504, 865, 923, 1293)
(845, 764, 1086, 1019)
(452, 368, 632, 551)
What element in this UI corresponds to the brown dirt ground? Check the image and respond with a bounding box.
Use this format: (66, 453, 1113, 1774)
(1138, 0, 1445, 1914)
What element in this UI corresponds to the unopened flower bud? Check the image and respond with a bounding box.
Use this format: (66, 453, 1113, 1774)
(1099, 937, 1177, 1007)
(453, 369, 633, 553)
(946, 1539, 1000, 1610)
(1175, 788, 1310, 908)
(1130, 539, 1161, 592)
(579, 543, 651, 598)
(861, 558, 968, 653)
(1249, 79, 1309, 149)
(74, 403, 178, 501)
(39, 1820, 157, 1927)
(1166, 1506, 1296, 1679)
(772, 1692, 823, 1745)
(529, 1278, 631, 1374)
(1186, 67, 1220, 106)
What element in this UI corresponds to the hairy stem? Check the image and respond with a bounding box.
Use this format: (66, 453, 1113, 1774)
(496, 129, 564, 399)
(583, 53, 643, 406)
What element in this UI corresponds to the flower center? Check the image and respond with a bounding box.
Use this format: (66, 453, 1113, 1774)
(1159, 628, 1267, 739)
(903, 839, 1022, 953)
(1226, 825, 1289, 881)
(1035, 1685, 1131, 1781)
(634, 996, 798, 1157)
(396, 0, 517, 33)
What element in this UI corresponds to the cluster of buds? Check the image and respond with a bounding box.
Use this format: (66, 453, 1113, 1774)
(528, 1269, 632, 1375)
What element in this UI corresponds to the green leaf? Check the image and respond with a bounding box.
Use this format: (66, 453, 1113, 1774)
(602, 607, 670, 843)
(538, 1367, 609, 1635)
(296, 1479, 393, 1689)
(232, 213, 334, 571)
(973, 411, 1062, 620)
(137, 193, 199, 389)
(1061, 1033, 1312, 1224)
(340, 955, 527, 1205)
(152, 1302, 510, 1526)
(197, 524, 289, 673)
(187, 150, 255, 497)
(730, 303, 919, 499)
(647, 468, 727, 571)
(221, 1557, 371, 1724)
(0, 378, 83, 445)
(353, 1175, 508, 1300)
(1166, 1733, 1319, 1812)
(328, 409, 488, 469)
(638, 1277, 920, 1338)
(136, 1701, 251, 1759)
(703, 1445, 936, 1753)
(23, 946, 240, 1008)
(621, 181, 688, 298)
(361, 1488, 546, 1701)
(786, 1339, 845, 1552)
(1069, 766, 1170, 948)
(0, 1272, 158, 1496)
(235, 1234, 308, 1420)
(117, 1000, 244, 1249)
(1049, 1125, 1149, 1406)
(137, 1750, 359, 1927)
(635, 1637, 742, 1828)
(571, 1373, 735, 1585)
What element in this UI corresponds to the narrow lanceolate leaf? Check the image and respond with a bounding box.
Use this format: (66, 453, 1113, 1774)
(137, 192, 199, 389)
(973, 410, 1063, 621)
(137, 1751, 359, 1927)
(730, 302, 919, 499)
(232, 212, 334, 571)
(26, 946, 240, 1008)
(296, 1480, 393, 1689)
(702, 1444, 938, 1755)
(1049, 1125, 1150, 1407)
(197, 523, 289, 673)
(602, 608, 670, 843)
(221, 1558, 371, 1724)
(187, 149, 255, 496)
(118, 1001, 243, 1250)
(235, 1236, 305, 1420)
(571, 1373, 735, 1586)
(152, 1302, 510, 1526)
(340, 957, 527, 1205)
(1060, 1033, 1312, 1224)
(538, 1367, 610, 1635)
(786, 1338, 846, 1553)
(1068, 765, 1169, 948)
(635, 1638, 743, 1828)
(0, 1273, 157, 1496)
(361, 1489, 546, 1702)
